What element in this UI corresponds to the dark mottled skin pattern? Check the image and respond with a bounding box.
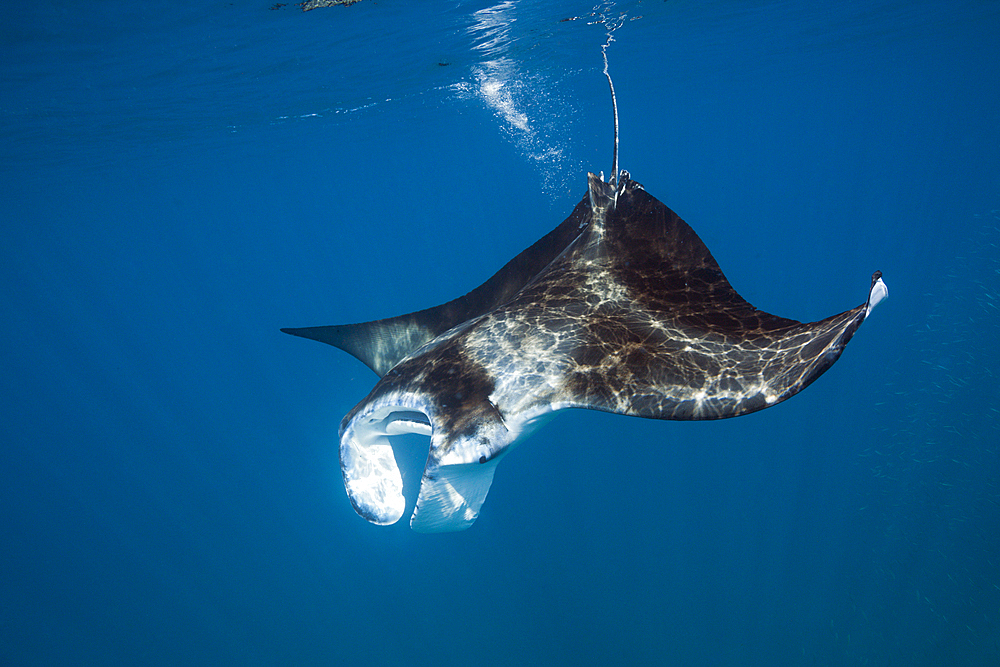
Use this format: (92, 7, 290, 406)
(336, 172, 870, 463)
(462, 173, 869, 425)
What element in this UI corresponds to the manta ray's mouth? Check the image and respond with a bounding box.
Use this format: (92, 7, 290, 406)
(339, 404, 432, 526)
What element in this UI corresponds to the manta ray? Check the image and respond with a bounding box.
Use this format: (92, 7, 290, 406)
(282, 65, 887, 532)
(282, 168, 887, 532)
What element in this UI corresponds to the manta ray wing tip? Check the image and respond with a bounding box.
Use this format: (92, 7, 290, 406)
(865, 271, 888, 318)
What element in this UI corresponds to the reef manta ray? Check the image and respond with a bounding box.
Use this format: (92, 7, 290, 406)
(282, 78, 888, 533)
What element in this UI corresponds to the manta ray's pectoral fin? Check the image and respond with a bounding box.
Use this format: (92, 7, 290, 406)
(524, 179, 890, 423)
(553, 268, 888, 422)
(283, 319, 439, 379)
(281, 198, 594, 377)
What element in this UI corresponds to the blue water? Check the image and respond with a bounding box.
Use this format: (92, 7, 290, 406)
(3, 1, 999, 664)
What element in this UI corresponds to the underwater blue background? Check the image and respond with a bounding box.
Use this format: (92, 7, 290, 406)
(3, 1, 999, 664)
